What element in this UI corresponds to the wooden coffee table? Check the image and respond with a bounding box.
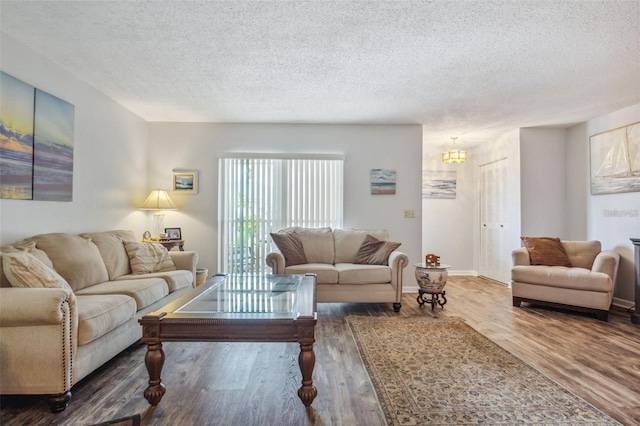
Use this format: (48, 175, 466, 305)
(138, 273, 318, 406)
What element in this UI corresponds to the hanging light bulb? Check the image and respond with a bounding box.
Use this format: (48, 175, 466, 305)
(442, 137, 467, 164)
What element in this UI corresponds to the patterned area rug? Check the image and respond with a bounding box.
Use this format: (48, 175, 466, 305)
(347, 316, 619, 425)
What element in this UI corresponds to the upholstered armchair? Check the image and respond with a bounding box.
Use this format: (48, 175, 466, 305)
(511, 238, 620, 321)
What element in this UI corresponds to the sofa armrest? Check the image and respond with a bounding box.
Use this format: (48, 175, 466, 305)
(0, 287, 76, 326)
(512, 247, 530, 266)
(266, 252, 286, 274)
(388, 250, 409, 301)
(0, 287, 77, 395)
(591, 250, 620, 281)
(169, 250, 199, 284)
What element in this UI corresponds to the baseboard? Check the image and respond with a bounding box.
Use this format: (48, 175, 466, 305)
(450, 270, 478, 276)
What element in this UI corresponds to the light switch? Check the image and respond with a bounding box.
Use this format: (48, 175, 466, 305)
(404, 210, 415, 218)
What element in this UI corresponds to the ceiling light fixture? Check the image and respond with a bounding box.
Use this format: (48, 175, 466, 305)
(442, 137, 467, 164)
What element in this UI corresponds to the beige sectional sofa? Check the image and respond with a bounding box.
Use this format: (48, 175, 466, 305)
(266, 227, 408, 312)
(511, 239, 620, 321)
(0, 230, 198, 412)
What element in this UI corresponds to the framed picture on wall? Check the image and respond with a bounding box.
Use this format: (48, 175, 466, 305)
(172, 170, 198, 194)
(589, 122, 640, 195)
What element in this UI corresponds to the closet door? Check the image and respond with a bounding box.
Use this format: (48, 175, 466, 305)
(479, 158, 511, 284)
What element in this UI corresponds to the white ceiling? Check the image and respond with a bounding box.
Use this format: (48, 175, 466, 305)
(1, 1, 639, 146)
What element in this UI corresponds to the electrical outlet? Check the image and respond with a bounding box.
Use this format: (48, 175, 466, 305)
(404, 210, 415, 218)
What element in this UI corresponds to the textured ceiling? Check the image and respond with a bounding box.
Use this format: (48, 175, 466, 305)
(1, 1, 639, 146)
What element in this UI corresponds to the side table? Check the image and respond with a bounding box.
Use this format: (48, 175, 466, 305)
(159, 239, 185, 251)
(413, 263, 451, 309)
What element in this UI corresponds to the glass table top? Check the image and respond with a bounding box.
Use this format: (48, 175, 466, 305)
(174, 274, 314, 318)
(413, 263, 451, 269)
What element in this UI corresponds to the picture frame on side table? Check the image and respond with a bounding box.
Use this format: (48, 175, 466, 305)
(172, 170, 198, 194)
(165, 228, 182, 240)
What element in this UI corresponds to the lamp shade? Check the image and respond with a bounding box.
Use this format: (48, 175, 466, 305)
(141, 189, 178, 211)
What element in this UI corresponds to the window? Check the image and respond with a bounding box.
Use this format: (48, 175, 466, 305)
(218, 154, 344, 274)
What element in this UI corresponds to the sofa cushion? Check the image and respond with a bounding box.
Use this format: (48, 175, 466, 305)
(354, 235, 401, 265)
(75, 294, 137, 346)
(116, 270, 193, 293)
(521, 237, 572, 267)
(334, 229, 389, 263)
(270, 231, 307, 266)
(0, 240, 54, 288)
(123, 241, 177, 274)
(75, 278, 169, 310)
(80, 230, 135, 280)
(335, 263, 392, 284)
(30, 233, 110, 291)
(512, 265, 612, 292)
(562, 240, 602, 270)
(2, 251, 72, 290)
(284, 263, 339, 284)
(289, 227, 335, 264)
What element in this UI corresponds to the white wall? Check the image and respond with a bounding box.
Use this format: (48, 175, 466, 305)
(565, 122, 589, 240)
(0, 34, 150, 245)
(147, 123, 423, 288)
(519, 128, 567, 237)
(421, 142, 476, 275)
(566, 103, 640, 305)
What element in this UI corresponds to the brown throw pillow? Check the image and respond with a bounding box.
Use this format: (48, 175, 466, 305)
(270, 232, 308, 266)
(521, 237, 572, 267)
(123, 241, 177, 274)
(354, 234, 401, 265)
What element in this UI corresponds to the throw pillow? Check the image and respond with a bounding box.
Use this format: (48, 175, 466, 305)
(2, 251, 72, 290)
(270, 232, 308, 266)
(354, 234, 401, 265)
(521, 237, 572, 267)
(123, 241, 177, 274)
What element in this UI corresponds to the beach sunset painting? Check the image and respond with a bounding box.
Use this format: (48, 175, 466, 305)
(33, 89, 75, 201)
(370, 169, 396, 194)
(0, 72, 35, 200)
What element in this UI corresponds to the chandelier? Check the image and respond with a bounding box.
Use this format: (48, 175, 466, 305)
(442, 137, 467, 164)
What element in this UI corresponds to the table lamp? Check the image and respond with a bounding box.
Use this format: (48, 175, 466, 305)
(141, 189, 178, 237)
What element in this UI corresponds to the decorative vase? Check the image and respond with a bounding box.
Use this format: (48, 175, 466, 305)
(415, 268, 448, 293)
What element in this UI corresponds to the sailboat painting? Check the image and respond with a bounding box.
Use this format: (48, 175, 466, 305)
(590, 122, 640, 195)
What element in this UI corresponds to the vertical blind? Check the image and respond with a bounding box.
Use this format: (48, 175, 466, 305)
(218, 154, 344, 274)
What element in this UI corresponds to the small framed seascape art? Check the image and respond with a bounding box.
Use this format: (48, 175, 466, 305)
(172, 170, 198, 194)
(370, 169, 396, 195)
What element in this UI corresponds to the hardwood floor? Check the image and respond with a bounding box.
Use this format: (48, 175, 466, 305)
(1, 276, 639, 425)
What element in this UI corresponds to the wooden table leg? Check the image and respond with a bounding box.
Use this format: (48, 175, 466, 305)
(297, 341, 317, 406)
(143, 340, 166, 405)
(296, 319, 317, 406)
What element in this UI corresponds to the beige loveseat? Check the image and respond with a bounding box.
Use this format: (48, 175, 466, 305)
(0, 230, 198, 412)
(511, 239, 620, 321)
(266, 227, 408, 312)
